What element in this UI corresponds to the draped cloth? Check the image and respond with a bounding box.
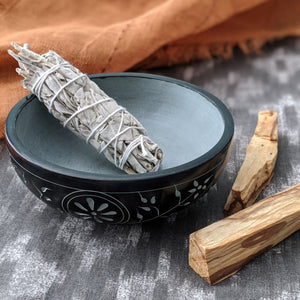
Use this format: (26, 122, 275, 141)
(1, 0, 300, 137)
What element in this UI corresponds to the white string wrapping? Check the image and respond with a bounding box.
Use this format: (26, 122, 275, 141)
(9, 42, 163, 174)
(63, 97, 113, 127)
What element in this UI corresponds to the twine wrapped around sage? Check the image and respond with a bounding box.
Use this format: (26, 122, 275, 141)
(9, 42, 163, 174)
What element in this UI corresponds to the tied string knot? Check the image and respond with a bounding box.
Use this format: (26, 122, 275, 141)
(31, 62, 148, 170)
(118, 135, 149, 170)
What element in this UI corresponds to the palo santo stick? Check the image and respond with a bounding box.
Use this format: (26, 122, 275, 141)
(224, 110, 278, 215)
(189, 183, 300, 285)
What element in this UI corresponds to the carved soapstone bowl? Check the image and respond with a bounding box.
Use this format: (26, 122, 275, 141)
(5, 73, 234, 224)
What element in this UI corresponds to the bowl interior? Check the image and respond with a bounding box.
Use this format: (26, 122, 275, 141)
(14, 75, 225, 175)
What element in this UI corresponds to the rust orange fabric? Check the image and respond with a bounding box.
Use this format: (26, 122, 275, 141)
(1, 0, 300, 138)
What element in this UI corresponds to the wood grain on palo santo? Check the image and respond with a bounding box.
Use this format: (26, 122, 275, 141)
(189, 183, 300, 285)
(224, 110, 278, 215)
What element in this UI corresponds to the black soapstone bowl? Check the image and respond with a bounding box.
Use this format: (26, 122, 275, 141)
(5, 73, 234, 224)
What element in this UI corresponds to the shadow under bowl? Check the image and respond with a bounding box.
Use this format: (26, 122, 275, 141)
(5, 73, 234, 224)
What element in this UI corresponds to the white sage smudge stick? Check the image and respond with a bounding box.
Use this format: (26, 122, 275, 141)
(9, 42, 163, 174)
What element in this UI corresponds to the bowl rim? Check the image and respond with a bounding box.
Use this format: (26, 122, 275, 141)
(5, 72, 234, 183)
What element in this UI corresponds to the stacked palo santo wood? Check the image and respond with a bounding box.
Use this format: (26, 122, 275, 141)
(189, 110, 300, 285)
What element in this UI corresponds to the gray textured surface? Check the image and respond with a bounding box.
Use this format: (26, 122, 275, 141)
(1, 37, 300, 300)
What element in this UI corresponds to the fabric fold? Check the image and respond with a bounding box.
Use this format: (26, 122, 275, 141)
(1, 0, 300, 137)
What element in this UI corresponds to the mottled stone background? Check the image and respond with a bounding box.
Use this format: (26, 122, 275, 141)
(1, 38, 300, 300)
